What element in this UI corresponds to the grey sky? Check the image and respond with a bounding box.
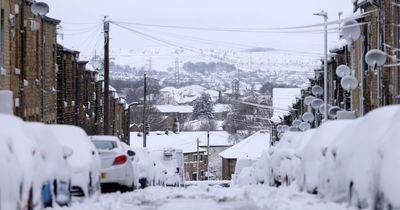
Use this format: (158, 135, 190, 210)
(42, 0, 354, 59)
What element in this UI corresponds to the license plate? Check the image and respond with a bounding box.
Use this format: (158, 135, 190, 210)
(101, 173, 107, 180)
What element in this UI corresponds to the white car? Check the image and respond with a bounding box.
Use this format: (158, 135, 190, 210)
(298, 120, 353, 194)
(0, 114, 45, 210)
(91, 136, 136, 191)
(130, 147, 155, 189)
(323, 106, 400, 208)
(25, 122, 73, 207)
(48, 125, 101, 198)
(0, 114, 44, 210)
(0, 122, 24, 210)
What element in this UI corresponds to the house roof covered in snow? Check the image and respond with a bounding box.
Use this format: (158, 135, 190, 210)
(271, 88, 301, 122)
(130, 131, 232, 154)
(155, 105, 194, 114)
(155, 104, 231, 114)
(219, 131, 270, 160)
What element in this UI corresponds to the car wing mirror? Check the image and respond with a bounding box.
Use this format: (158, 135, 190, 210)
(62, 146, 73, 159)
(127, 150, 136, 157)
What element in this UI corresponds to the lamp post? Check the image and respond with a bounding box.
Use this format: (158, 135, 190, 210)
(314, 10, 329, 122)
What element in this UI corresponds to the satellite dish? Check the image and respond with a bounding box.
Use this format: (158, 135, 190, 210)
(365, 49, 387, 67)
(276, 125, 283, 133)
(312, 85, 324, 97)
(311, 98, 324, 110)
(299, 122, 311, 131)
(336, 65, 351, 78)
(302, 112, 315, 123)
(342, 19, 361, 42)
(328, 106, 342, 119)
(289, 126, 299, 132)
(281, 125, 290, 133)
(31, 2, 50, 16)
(319, 104, 332, 115)
(304, 96, 315, 106)
(292, 119, 302, 128)
(341, 75, 358, 91)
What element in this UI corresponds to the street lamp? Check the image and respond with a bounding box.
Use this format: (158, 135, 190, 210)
(313, 10, 329, 123)
(31, 2, 49, 122)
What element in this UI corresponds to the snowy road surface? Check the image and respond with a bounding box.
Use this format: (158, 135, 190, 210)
(50, 184, 354, 210)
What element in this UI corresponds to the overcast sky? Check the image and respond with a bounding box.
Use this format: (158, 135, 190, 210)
(42, 0, 354, 60)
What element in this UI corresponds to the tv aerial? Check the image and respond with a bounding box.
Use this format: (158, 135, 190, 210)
(304, 96, 316, 106)
(31, 2, 49, 16)
(336, 65, 351, 78)
(319, 104, 332, 115)
(292, 119, 302, 128)
(328, 106, 342, 119)
(299, 122, 311, 131)
(311, 98, 324, 110)
(341, 75, 358, 91)
(302, 112, 315, 123)
(312, 85, 324, 97)
(365, 49, 387, 69)
(341, 19, 361, 42)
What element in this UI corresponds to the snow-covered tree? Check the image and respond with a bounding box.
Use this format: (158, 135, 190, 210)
(192, 93, 214, 120)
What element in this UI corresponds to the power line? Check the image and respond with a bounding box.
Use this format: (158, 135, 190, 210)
(110, 11, 373, 33)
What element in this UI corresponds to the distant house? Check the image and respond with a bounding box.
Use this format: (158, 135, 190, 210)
(131, 131, 232, 180)
(219, 131, 270, 180)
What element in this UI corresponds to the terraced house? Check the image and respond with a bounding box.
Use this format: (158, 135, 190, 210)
(0, 0, 129, 140)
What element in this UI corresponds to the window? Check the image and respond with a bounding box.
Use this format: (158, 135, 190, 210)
(92, 140, 117, 150)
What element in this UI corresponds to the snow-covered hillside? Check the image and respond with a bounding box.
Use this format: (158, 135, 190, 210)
(108, 47, 318, 89)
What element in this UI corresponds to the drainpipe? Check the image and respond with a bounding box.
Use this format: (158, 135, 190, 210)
(19, 0, 25, 118)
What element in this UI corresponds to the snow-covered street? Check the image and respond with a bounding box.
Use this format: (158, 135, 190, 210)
(50, 184, 353, 210)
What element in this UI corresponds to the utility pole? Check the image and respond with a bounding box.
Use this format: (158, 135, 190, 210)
(103, 17, 110, 135)
(40, 17, 45, 122)
(143, 74, 147, 147)
(314, 10, 329, 122)
(206, 130, 210, 180)
(196, 137, 200, 181)
(175, 58, 180, 88)
(148, 57, 152, 75)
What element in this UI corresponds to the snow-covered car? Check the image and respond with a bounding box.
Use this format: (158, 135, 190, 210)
(91, 136, 136, 191)
(269, 129, 316, 187)
(0, 114, 44, 210)
(131, 147, 155, 189)
(232, 159, 257, 185)
(297, 120, 353, 194)
(322, 106, 400, 208)
(25, 122, 73, 207)
(235, 166, 256, 186)
(48, 125, 101, 198)
(0, 122, 24, 210)
(379, 114, 400, 209)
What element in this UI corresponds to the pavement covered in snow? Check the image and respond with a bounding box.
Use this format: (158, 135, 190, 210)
(49, 184, 354, 210)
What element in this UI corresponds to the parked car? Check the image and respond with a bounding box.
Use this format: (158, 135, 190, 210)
(25, 122, 73, 207)
(0, 114, 44, 210)
(297, 120, 353, 194)
(48, 125, 101, 198)
(322, 106, 400, 209)
(90, 136, 136, 191)
(0, 123, 24, 210)
(130, 147, 155, 189)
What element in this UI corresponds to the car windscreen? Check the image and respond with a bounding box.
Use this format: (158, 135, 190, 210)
(92, 140, 117, 150)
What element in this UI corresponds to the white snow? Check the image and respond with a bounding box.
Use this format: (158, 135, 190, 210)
(272, 88, 301, 122)
(219, 131, 270, 160)
(47, 185, 354, 210)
